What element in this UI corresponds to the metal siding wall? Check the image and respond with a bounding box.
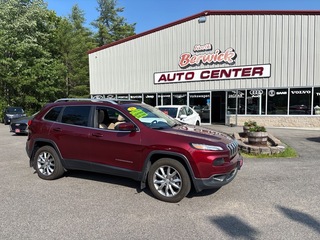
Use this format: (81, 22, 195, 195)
(314, 16, 320, 86)
(89, 14, 320, 95)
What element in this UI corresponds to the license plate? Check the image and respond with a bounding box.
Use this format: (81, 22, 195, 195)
(15, 129, 21, 133)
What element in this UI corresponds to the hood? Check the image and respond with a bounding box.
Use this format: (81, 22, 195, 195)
(164, 124, 234, 144)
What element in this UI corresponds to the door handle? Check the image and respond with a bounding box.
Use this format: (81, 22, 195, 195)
(92, 133, 103, 137)
(53, 128, 62, 132)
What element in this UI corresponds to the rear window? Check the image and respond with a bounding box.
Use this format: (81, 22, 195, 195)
(61, 106, 91, 126)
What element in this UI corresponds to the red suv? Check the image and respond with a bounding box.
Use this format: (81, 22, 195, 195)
(26, 99, 243, 202)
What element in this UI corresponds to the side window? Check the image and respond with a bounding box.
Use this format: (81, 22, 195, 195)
(96, 106, 128, 130)
(186, 107, 193, 116)
(44, 107, 63, 121)
(178, 107, 187, 117)
(61, 106, 91, 126)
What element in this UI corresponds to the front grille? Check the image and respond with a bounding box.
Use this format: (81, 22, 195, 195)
(227, 140, 238, 158)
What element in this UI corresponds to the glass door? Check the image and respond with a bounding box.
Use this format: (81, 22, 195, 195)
(188, 92, 211, 124)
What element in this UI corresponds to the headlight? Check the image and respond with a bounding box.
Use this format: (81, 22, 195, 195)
(191, 143, 224, 151)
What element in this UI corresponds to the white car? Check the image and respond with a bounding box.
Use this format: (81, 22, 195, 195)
(156, 105, 201, 125)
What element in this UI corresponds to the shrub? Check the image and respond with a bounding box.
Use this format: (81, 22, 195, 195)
(249, 125, 266, 132)
(244, 120, 257, 127)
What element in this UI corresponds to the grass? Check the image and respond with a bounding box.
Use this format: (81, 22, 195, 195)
(241, 145, 298, 158)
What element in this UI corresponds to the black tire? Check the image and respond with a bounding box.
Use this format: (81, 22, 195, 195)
(147, 158, 191, 203)
(33, 146, 65, 180)
(196, 121, 200, 126)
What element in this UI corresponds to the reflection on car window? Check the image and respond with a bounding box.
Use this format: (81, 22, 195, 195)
(44, 107, 63, 121)
(157, 107, 177, 118)
(126, 105, 178, 129)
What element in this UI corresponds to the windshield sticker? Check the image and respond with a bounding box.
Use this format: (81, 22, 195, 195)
(128, 107, 148, 119)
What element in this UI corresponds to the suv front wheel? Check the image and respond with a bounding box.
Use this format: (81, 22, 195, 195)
(147, 158, 191, 203)
(34, 146, 65, 180)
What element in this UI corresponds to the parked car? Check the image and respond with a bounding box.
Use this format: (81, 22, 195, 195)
(3, 106, 26, 125)
(26, 98, 243, 203)
(156, 105, 201, 126)
(10, 112, 37, 135)
(192, 105, 210, 121)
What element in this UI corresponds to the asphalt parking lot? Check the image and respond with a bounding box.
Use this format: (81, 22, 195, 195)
(1, 123, 320, 240)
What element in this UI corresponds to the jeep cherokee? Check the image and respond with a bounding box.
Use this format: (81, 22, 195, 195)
(26, 98, 243, 202)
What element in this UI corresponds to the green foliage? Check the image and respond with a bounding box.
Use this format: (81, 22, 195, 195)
(244, 120, 266, 132)
(0, 0, 66, 113)
(244, 120, 257, 127)
(249, 125, 266, 132)
(56, 5, 97, 98)
(92, 0, 136, 46)
(0, 0, 136, 115)
(241, 146, 298, 158)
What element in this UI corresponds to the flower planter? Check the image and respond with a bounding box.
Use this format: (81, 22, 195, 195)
(243, 126, 250, 134)
(247, 132, 268, 145)
(243, 126, 250, 136)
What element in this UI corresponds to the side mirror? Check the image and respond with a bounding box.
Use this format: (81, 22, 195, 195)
(116, 122, 136, 131)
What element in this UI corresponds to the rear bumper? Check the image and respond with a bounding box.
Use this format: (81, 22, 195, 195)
(193, 155, 243, 192)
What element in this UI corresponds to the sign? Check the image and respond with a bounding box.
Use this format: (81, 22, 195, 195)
(179, 46, 237, 68)
(154, 64, 271, 84)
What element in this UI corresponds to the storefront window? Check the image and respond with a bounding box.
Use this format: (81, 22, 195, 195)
(289, 88, 312, 115)
(130, 94, 142, 102)
(247, 89, 266, 115)
(313, 88, 320, 115)
(157, 93, 171, 106)
(144, 94, 156, 106)
(116, 94, 129, 99)
(173, 92, 187, 105)
(105, 94, 116, 99)
(267, 89, 288, 115)
(189, 92, 210, 123)
(227, 90, 245, 114)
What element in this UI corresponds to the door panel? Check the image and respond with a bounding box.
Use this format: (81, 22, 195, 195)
(88, 129, 142, 171)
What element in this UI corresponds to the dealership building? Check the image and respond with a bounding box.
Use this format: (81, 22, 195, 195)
(88, 10, 320, 127)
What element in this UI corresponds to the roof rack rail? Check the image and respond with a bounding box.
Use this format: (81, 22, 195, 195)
(54, 98, 140, 105)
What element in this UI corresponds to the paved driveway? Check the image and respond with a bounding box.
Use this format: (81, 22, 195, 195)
(0, 124, 319, 240)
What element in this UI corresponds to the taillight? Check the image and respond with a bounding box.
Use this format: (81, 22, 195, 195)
(27, 119, 32, 126)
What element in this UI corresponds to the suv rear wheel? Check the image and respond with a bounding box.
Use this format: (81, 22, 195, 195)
(147, 158, 191, 203)
(34, 146, 65, 180)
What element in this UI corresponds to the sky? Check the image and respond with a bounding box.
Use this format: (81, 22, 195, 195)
(46, 0, 320, 34)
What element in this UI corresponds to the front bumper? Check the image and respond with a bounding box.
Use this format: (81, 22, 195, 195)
(193, 155, 243, 192)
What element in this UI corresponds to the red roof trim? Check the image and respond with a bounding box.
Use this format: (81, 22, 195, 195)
(88, 10, 320, 54)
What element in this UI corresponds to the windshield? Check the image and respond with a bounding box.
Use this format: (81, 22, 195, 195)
(124, 104, 181, 129)
(6, 107, 24, 114)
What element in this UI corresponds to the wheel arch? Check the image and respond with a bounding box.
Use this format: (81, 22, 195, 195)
(29, 139, 65, 168)
(140, 150, 197, 191)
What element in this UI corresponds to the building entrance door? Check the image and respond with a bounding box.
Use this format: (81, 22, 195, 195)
(211, 91, 226, 124)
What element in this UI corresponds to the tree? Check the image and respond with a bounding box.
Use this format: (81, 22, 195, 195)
(55, 5, 97, 98)
(92, 0, 136, 46)
(0, 0, 66, 114)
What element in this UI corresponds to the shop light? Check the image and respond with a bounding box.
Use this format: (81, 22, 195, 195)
(198, 16, 207, 23)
